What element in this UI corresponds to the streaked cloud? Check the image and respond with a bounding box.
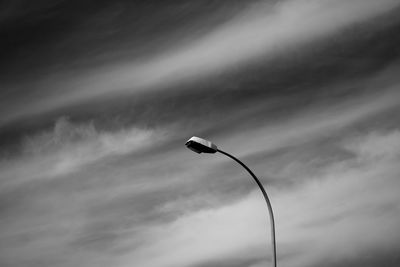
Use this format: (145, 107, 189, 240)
(1, 77, 400, 266)
(1, 117, 165, 188)
(346, 130, 400, 160)
(2, 0, 399, 123)
(1, 1, 400, 267)
(116, 126, 400, 267)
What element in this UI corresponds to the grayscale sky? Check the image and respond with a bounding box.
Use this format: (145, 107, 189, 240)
(1, 1, 400, 267)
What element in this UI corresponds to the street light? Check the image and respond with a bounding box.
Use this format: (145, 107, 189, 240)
(185, 136, 277, 267)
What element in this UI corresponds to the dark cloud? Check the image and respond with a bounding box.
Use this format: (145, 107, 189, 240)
(1, 1, 400, 267)
(0, 1, 264, 78)
(2, 5, 400, 148)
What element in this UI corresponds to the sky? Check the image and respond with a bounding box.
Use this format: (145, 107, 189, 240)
(1, 1, 400, 266)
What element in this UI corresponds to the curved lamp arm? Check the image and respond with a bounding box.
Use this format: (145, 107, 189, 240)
(185, 136, 277, 267)
(217, 149, 277, 267)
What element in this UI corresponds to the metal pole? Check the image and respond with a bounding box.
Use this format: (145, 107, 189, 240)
(217, 149, 277, 267)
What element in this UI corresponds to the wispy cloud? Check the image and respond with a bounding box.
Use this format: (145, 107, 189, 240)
(118, 127, 400, 267)
(213, 81, 400, 159)
(3, 79, 399, 267)
(1, 1, 400, 267)
(3, 0, 399, 123)
(1, 117, 165, 188)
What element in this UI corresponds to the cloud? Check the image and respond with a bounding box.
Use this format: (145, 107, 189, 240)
(22, 116, 98, 154)
(1, 92, 400, 267)
(345, 130, 400, 160)
(1, 2, 400, 266)
(119, 127, 400, 267)
(1, 117, 165, 187)
(212, 84, 400, 160)
(0, 117, 172, 267)
(3, 0, 399, 123)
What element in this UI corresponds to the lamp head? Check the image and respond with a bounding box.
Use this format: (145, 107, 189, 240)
(185, 136, 217, 154)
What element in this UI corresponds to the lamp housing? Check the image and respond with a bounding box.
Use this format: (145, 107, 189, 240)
(185, 136, 217, 154)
